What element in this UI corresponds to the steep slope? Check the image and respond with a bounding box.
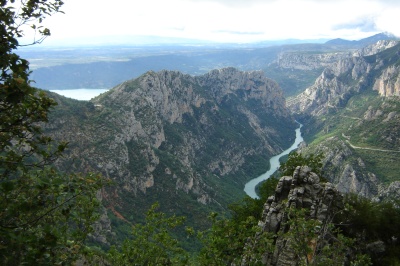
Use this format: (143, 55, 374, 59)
(289, 40, 400, 115)
(242, 166, 400, 265)
(46, 68, 297, 245)
(262, 38, 399, 97)
(264, 50, 350, 97)
(243, 166, 345, 265)
(288, 41, 400, 199)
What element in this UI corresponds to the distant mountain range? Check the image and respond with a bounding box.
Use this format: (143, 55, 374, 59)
(325, 32, 398, 46)
(34, 32, 398, 47)
(27, 32, 399, 95)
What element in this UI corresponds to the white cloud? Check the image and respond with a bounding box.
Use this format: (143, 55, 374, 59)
(374, 6, 400, 36)
(33, 0, 400, 45)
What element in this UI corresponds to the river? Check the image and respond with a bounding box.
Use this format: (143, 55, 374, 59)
(244, 123, 304, 199)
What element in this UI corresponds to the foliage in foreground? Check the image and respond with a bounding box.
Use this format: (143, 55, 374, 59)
(279, 151, 324, 177)
(107, 203, 189, 265)
(196, 212, 271, 265)
(0, 170, 103, 265)
(195, 153, 398, 265)
(337, 194, 400, 265)
(1, 1, 105, 264)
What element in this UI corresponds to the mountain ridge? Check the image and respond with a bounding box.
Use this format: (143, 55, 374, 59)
(288, 41, 400, 199)
(46, 67, 297, 246)
(26, 33, 398, 96)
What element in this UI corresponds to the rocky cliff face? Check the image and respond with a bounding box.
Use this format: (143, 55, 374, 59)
(273, 40, 398, 72)
(199, 68, 287, 113)
(88, 68, 293, 193)
(242, 166, 344, 265)
(276, 51, 350, 71)
(299, 137, 379, 198)
(375, 181, 400, 202)
(289, 41, 400, 115)
(242, 165, 398, 265)
(47, 67, 296, 245)
(287, 41, 400, 200)
(354, 39, 399, 57)
(373, 65, 400, 97)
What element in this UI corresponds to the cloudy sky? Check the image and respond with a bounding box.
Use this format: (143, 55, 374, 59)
(33, 0, 400, 45)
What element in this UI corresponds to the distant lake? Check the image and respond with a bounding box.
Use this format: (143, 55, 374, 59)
(50, 88, 109, 101)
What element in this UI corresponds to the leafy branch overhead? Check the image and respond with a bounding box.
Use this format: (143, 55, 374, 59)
(1, 1, 106, 265)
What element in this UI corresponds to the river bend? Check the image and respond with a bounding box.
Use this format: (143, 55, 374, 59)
(244, 123, 303, 199)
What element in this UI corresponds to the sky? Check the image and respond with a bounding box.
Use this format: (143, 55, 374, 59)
(20, 0, 400, 45)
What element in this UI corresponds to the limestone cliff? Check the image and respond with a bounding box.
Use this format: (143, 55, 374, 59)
(373, 65, 400, 97)
(242, 166, 344, 265)
(287, 41, 400, 200)
(273, 40, 398, 72)
(289, 41, 400, 115)
(354, 39, 399, 57)
(275, 51, 350, 71)
(298, 137, 379, 198)
(46, 67, 296, 245)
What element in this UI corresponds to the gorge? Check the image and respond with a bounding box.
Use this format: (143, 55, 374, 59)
(40, 36, 400, 251)
(46, 67, 298, 246)
(43, 38, 400, 249)
(2, 0, 400, 262)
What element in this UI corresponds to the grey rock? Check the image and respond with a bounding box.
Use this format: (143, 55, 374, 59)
(289, 41, 400, 116)
(375, 181, 400, 203)
(243, 166, 344, 265)
(366, 240, 386, 254)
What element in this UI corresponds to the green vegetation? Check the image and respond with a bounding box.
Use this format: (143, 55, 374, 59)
(264, 64, 322, 97)
(338, 195, 400, 265)
(0, 1, 105, 264)
(108, 203, 189, 265)
(279, 152, 324, 177)
(300, 86, 400, 185)
(194, 154, 399, 265)
(197, 212, 272, 265)
(2, 2, 399, 265)
(354, 149, 400, 183)
(282, 208, 358, 266)
(103, 173, 399, 266)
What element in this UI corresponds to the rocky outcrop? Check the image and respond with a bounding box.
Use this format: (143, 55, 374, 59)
(242, 166, 344, 265)
(199, 68, 288, 115)
(288, 55, 370, 116)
